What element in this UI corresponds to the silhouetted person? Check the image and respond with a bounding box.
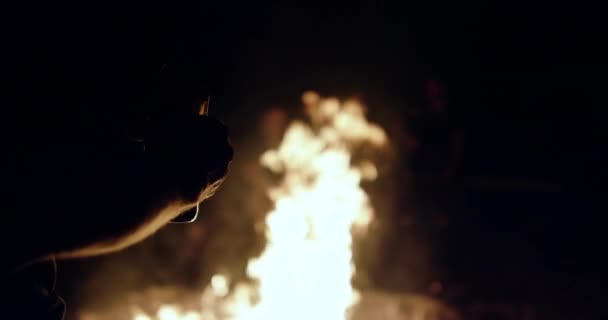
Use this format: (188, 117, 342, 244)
(2, 2, 233, 319)
(407, 79, 464, 182)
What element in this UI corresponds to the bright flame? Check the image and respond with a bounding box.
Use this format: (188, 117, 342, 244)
(131, 92, 387, 320)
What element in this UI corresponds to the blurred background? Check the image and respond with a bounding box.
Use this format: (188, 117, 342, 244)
(48, 1, 606, 319)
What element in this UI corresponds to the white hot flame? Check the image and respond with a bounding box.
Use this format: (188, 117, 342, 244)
(131, 92, 387, 320)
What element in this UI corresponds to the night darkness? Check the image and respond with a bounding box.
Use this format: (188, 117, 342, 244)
(4, 1, 607, 319)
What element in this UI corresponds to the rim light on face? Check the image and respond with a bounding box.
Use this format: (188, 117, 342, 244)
(170, 95, 212, 224)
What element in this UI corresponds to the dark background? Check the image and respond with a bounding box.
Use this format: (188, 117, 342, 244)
(7, 1, 607, 319)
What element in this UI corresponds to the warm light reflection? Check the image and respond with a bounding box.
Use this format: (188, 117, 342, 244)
(130, 92, 387, 320)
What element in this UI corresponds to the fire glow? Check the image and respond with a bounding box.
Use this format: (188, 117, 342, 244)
(130, 92, 387, 320)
